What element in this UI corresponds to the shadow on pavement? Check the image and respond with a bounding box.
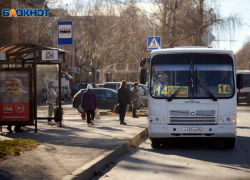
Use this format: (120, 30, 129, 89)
(91, 136, 250, 180)
(0, 169, 15, 180)
(139, 137, 250, 172)
(97, 127, 124, 131)
(0, 124, 126, 150)
(237, 126, 250, 130)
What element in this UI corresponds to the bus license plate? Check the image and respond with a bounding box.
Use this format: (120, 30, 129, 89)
(183, 127, 203, 132)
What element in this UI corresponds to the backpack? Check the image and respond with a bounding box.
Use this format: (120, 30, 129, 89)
(54, 106, 64, 122)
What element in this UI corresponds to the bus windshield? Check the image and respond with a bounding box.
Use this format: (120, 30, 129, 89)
(150, 53, 234, 99)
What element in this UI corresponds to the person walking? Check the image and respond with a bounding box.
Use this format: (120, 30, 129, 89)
(47, 81, 57, 125)
(117, 80, 130, 125)
(131, 82, 140, 118)
(81, 84, 98, 127)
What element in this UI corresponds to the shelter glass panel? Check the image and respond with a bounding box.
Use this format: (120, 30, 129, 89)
(37, 65, 60, 118)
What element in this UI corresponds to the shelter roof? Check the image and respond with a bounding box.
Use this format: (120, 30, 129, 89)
(0, 43, 68, 61)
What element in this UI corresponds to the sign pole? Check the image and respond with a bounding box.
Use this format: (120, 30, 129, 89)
(34, 50, 38, 133)
(153, 15, 155, 36)
(207, 30, 209, 47)
(59, 63, 62, 127)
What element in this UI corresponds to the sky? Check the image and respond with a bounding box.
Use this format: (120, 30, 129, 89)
(211, 0, 250, 53)
(51, 0, 250, 53)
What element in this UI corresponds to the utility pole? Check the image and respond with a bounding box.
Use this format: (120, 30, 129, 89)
(199, 0, 204, 46)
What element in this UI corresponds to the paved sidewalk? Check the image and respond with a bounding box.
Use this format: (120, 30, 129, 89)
(0, 115, 147, 180)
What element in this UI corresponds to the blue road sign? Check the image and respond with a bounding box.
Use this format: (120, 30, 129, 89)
(147, 36, 161, 50)
(58, 21, 73, 45)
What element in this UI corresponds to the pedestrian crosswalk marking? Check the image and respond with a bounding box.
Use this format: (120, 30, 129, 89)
(148, 38, 160, 48)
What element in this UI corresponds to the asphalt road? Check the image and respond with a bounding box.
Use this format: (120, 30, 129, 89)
(90, 104, 250, 180)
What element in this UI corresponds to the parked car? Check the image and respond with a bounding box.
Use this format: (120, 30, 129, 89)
(139, 84, 148, 106)
(104, 82, 133, 90)
(104, 82, 148, 107)
(96, 84, 104, 88)
(72, 88, 118, 113)
(53, 79, 71, 101)
(71, 83, 97, 97)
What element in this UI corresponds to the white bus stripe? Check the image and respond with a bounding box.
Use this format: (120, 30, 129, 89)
(237, 118, 241, 122)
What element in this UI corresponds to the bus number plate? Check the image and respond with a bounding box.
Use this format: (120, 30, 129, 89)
(183, 127, 203, 132)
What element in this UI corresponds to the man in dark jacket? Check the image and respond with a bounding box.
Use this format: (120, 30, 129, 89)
(81, 84, 98, 127)
(118, 80, 130, 125)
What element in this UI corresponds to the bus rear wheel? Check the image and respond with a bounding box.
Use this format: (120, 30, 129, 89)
(151, 139, 162, 149)
(223, 138, 235, 149)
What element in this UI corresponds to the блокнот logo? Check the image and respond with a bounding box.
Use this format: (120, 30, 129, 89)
(2, 9, 50, 17)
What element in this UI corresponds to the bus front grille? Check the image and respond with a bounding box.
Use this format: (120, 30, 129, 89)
(169, 117, 217, 125)
(170, 110, 190, 116)
(196, 110, 215, 116)
(170, 110, 216, 117)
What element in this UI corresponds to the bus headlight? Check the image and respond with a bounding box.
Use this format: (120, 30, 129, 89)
(161, 118, 166, 122)
(219, 116, 236, 124)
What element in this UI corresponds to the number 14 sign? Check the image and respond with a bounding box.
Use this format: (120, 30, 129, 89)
(218, 84, 230, 94)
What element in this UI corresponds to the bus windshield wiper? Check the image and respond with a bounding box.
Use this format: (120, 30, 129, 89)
(168, 81, 190, 102)
(196, 79, 217, 101)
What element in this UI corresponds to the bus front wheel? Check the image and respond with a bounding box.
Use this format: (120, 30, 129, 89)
(151, 139, 161, 149)
(223, 138, 235, 149)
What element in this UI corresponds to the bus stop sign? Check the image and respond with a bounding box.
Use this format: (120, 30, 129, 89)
(58, 21, 73, 45)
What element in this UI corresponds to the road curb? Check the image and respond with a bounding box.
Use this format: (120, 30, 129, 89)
(63, 127, 148, 180)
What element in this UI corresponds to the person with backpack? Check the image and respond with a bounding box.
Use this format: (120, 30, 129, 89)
(131, 82, 140, 118)
(117, 80, 131, 125)
(81, 84, 98, 127)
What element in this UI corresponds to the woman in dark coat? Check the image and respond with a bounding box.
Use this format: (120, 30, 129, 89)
(81, 84, 98, 127)
(117, 80, 130, 125)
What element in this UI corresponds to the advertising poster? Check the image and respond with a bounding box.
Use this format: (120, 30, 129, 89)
(0, 70, 31, 122)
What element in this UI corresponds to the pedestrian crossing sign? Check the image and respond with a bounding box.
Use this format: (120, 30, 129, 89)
(147, 36, 161, 50)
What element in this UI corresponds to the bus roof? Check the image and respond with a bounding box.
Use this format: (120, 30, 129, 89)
(236, 70, 250, 74)
(151, 47, 234, 56)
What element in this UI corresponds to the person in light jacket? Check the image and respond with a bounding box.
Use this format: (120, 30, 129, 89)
(81, 84, 98, 127)
(117, 80, 131, 125)
(47, 81, 57, 125)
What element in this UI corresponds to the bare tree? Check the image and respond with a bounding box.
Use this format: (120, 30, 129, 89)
(235, 40, 250, 70)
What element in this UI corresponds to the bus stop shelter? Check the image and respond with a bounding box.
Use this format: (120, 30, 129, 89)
(0, 43, 67, 133)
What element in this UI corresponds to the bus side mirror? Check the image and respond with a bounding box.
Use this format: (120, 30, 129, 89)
(140, 69, 147, 84)
(237, 74, 244, 89)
